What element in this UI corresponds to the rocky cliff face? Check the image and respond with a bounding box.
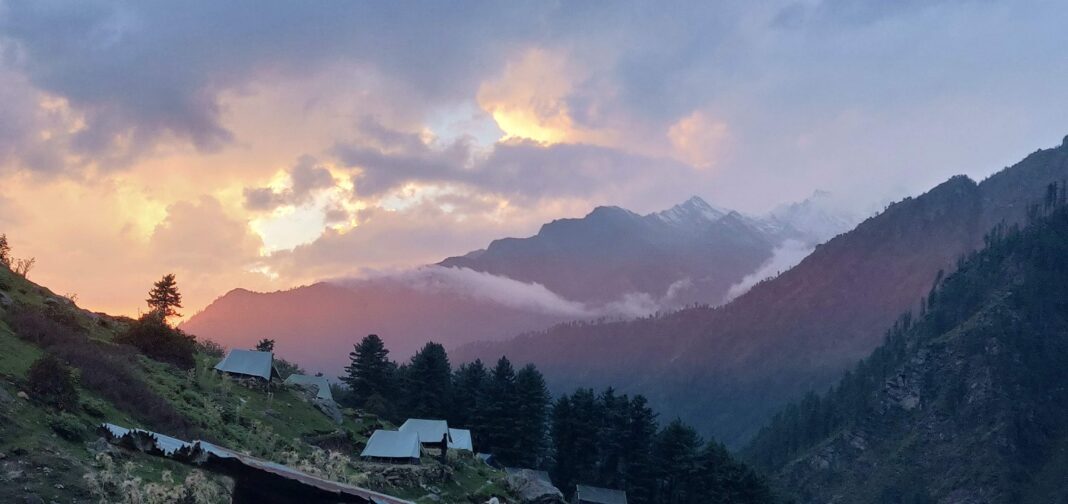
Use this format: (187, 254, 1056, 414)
(753, 202, 1068, 503)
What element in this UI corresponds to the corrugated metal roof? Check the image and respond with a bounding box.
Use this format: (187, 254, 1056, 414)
(447, 428, 472, 451)
(101, 423, 415, 504)
(214, 349, 276, 380)
(360, 430, 421, 460)
(284, 374, 333, 400)
(398, 419, 450, 444)
(575, 484, 628, 504)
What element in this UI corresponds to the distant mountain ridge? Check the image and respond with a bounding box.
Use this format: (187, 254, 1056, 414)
(182, 193, 851, 372)
(745, 194, 1068, 503)
(454, 135, 1068, 447)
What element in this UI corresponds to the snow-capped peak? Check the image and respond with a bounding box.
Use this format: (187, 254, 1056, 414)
(653, 196, 728, 227)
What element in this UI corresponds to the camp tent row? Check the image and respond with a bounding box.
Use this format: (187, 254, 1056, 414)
(360, 418, 473, 464)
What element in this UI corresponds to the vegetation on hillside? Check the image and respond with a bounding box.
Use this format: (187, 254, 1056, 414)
(742, 186, 1068, 502)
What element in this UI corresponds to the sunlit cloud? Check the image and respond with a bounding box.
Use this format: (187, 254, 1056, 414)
(477, 48, 581, 145)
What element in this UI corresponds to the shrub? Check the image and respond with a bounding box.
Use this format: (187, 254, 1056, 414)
(114, 312, 196, 370)
(48, 411, 87, 441)
(81, 397, 109, 418)
(27, 354, 79, 411)
(195, 338, 226, 358)
(6, 306, 196, 438)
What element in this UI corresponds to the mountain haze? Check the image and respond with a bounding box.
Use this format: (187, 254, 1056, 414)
(182, 195, 845, 372)
(455, 136, 1068, 446)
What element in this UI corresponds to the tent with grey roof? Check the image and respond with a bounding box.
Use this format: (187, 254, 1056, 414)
(398, 419, 451, 446)
(284, 374, 333, 401)
(573, 484, 628, 504)
(359, 430, 421, 464)
(214, 349, 279, 382)
(447, 428, 472, 451)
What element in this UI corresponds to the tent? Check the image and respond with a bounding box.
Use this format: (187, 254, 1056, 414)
(447, 428, 473, 451)
(359, 430, 421, 465)
(573, 484, 628, 504)
(398, 419, 451, 446)
(214, 349, 279, 381)
(283, 374, 333, 401)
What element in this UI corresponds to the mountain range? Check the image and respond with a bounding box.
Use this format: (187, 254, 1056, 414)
(455, 136, 1068, 447)
(181, 192, 851, 368)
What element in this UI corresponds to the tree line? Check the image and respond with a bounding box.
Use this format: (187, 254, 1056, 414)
(338, 334, 773, 503)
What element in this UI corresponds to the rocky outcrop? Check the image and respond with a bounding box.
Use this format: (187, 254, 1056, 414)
(505, 469, 564, 504)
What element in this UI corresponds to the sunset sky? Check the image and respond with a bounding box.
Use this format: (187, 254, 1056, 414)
(1, 1, 1067, 319)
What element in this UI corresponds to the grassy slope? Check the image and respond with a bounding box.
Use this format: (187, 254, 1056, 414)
(0, 266, 512, 503)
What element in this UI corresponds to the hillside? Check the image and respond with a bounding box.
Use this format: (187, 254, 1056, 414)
(743, 193, 1068, 503)
(0, 267, 513, 503)
(182, 194, 850, 369)
(455, 136, 1068, 447)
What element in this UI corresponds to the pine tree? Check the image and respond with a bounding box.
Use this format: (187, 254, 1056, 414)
(623, 395, 658, 504)
(0, 234, 10, 269)
(146, 274, 183, 321)
(479, 357, 519, 460)
(653, 419, 702, 504)
(514, 364, 551, 467)
(402, 342, 452, 419)
(551, 388, 602, 494)
(255, 338, 275, 352)
(342, 334, 395, 409)
(451, 360, 488, 431)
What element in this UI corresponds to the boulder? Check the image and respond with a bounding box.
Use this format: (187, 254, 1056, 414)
(0, 291, 12, 308)
(505, 469, 565, 504)
(313, 398, 344, 425)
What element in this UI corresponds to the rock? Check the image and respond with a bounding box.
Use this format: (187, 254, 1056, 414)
(505, 469, 565, 504)
(313, 398, 344, 425)
(85, 437, 122, 459)
(0, 291, 12, 308)
(16, 391, 28, 401)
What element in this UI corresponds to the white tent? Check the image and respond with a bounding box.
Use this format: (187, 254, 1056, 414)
(574, 484, 628, 504)
(448, 428, 473, 451)
(214, 349, 279, 381)
(283, 374, 333, 401)
(398, 419, 451, 445)
(360, 430, 421, 464)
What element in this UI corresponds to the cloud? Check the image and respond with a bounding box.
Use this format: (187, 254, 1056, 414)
(150, 196, 264, 274)
(723, 239, 813, 302)
(244, 156, 337, 211)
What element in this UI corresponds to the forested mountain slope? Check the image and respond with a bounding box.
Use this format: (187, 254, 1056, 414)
(457, 136, 1068, 446)
(743, 191, 1068, 503)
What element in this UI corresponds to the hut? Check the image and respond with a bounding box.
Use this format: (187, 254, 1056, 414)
(359, 430, 421, 465)
(447, 428, 473, 451)
(398, 419, 451, 447)
(283, 374, 333, 401)
(573, 484, 628, 504)
(214, 349, 280, 382)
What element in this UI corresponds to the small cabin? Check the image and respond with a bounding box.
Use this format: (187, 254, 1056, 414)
(360, 430, 421, 465)
(573, 484, 628, 504)
(214, 349, 280, 383)
(447, 428, 473, 451)
(398, 419, 451, 447)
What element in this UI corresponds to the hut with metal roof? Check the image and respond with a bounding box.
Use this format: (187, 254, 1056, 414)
(283, 374, 333, 401)
(447, 428, 473, 451)
(214, 349, 280, 382)
(573, 484, 628, 504)
(398, 419, 451, 447)
(101, 423, 414, 504)
(359, 430, 421, 465)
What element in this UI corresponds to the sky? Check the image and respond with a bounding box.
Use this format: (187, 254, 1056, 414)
(1, 0, 1067, 319)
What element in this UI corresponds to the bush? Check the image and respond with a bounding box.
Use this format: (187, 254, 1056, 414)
(196, 338, 226, 358)
(27, 355, 79, 411)
(114, 312, 196, 369)
(6, 306, 197, 438)
(48, 412, 87, 441)
(81, 397, 109, 418)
